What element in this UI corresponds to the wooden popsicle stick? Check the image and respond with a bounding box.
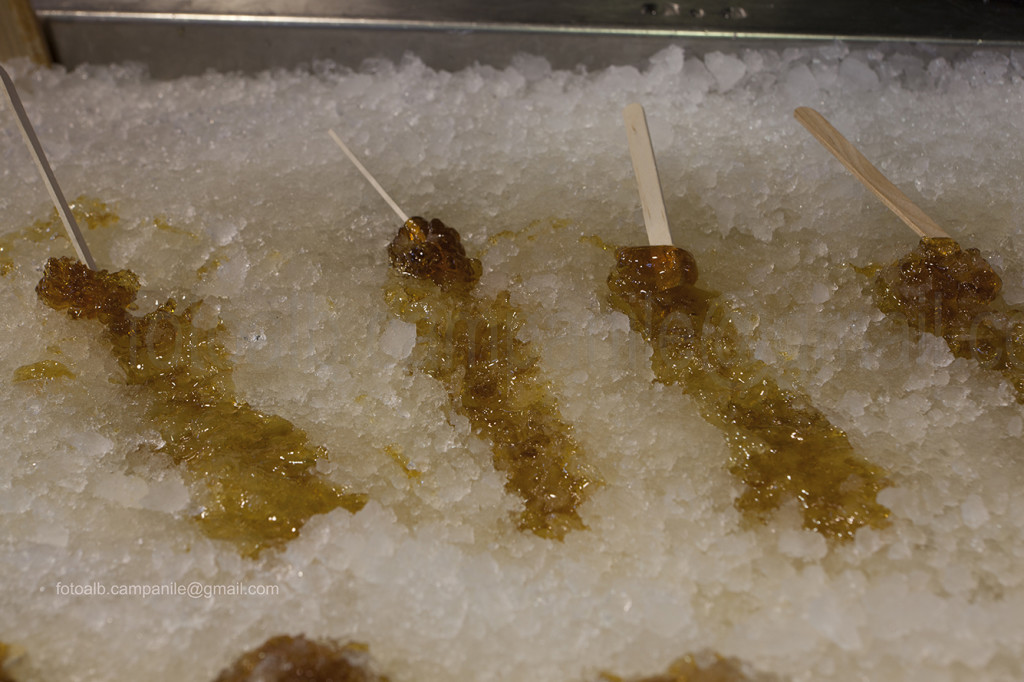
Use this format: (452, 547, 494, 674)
(328, 129, 409, 224)
(623, 103, 673, 246)
(0, 64, 97, 269)
(794, 107, 951, 240)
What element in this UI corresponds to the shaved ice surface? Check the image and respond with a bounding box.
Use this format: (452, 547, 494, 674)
(2, 43, 1024, 682)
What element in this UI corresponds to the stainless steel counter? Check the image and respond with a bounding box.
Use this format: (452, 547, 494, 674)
(28, 0, 1024, 76)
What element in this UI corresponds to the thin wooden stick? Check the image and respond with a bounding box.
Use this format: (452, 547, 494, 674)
(328, 129, 409, 224)
(623, 103, 673, 246)
(794, 107, 951, 240)
(1, 64, 97, 269)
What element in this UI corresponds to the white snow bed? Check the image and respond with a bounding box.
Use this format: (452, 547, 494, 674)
(1, 44, 1024, 682)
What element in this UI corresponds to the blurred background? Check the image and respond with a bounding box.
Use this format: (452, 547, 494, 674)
(3, 0, 1024, 76)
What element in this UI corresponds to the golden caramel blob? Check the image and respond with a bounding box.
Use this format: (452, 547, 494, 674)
(214, 636, 386, 682)
(388, 217, 482, 289)
(609, 245, 890, 541)
(36, 256, 140, 329)
(37, 256, 366, 557)
(13, 359, 75, 383)
(872, 238, 1024, 400)
(602, 652, 773, 682)
(386, 217, 594, 539)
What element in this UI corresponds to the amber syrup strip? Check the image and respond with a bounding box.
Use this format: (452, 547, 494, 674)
(36, 254, 366, 557)
(385, 217, 594, 539)
(608, 245, 891, 541)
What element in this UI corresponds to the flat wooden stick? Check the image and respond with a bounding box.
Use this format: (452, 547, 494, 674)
(1, 64, 97, 269)
(623, 103, 673, 246)
(328, 129, 409, 224)
(794, 107, 951, 240)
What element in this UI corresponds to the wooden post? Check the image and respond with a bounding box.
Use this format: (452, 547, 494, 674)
(0, 0, 52, 66)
